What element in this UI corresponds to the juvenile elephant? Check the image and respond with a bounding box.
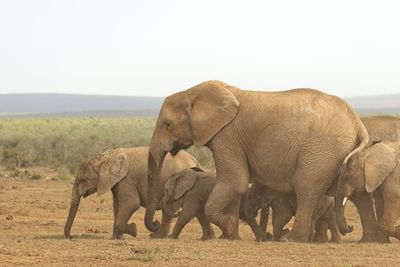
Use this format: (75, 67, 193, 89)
(243, 183, 341, 242)
(64, 147, 201, 239)
(160, 168, 217, 240)
(145, 80, 368, 241)
(337, 141, 400, 240)
(335, 115, 400, 242)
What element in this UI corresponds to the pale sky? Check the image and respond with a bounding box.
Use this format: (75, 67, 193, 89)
(0, 0, 399, 97)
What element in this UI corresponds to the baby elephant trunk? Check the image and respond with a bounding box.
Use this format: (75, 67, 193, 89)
(64, 182, 81, 239)
(160, 197, 180, 218)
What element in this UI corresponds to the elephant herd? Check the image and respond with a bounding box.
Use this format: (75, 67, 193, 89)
(65, 80, 400, 243)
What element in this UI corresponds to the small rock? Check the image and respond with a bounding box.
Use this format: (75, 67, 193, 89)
(5, 214, 13, 220)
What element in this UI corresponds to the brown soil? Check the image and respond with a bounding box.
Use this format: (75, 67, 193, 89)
(0, 166, 399, 266)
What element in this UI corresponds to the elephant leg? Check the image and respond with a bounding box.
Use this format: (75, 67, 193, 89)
(149, 210, 173, 239)
(380, 191, 400, 240)
(111, 192, 122, 240)
(313, 219, 329, 243)
(197, 212, 215, 241)
(327, 212, 341, 243)
(272, 207, 293, 241)
(205, 183, 244, 240)
(114, 191, 140, 239)
(204, 150, 249, 240)
(259, 207, 269, 234)
(169, 205, 198, 239)
(351, 191, 389, 243)
(244, 212, 269, 242)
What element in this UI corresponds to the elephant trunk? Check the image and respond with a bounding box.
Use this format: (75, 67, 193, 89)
(335, 192, 354, 235)
(161, 198, 180, 218)
(145, 145, 167, 232)
(64, 180, 81, 239)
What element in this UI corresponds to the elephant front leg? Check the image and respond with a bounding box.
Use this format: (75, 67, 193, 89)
(169, 206, 198, 239)
(149, 210, 173, 239)
(259, 207, 269, 234)
(111, 193, 122, 239)
(205, 183, 243, 240)
(351, 191, 389, 243)
(196, 212, 215, 241)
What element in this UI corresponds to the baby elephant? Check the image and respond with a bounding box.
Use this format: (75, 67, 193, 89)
(338, 141, 400, 239)
(64, 147, 201, 240)
(243, 183, 341, 242)
(160, 168, 217, 240)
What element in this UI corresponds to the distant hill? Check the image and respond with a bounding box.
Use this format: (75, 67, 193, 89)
(0, 92, 399, 117)
(346, 94, 400, 115)
(0, 94, 163, 117)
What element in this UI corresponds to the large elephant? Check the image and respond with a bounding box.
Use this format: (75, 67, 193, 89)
(145, 80, 368, 242)
(337, 141, 400, 240)
(64, 147, 200, 239)
(335, 115, 400, 242)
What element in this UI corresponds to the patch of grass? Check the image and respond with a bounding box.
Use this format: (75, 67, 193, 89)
(128, 247, 160, 262)
(29, 173, 42, 180)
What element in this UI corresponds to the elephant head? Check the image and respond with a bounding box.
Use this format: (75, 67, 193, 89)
(160, 167, 201, 218)
(242, 183, 278, 220)
(145, 80, 240, 232)
(335, 142, 397, 235)
(64, 150, 130, 239)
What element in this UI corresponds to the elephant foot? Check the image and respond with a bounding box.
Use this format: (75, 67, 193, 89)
(149, 230, 168, 239)
(256, 232, 273, 242)
(168, 234, 179, 239)
(201, 231, 215, 241)
(359, 231, 389, 243)
(329, 237, 342, 243)
(111, 234, 124, 240)
(280, 229, 309, 243)
(126, 223, 137, 238)
(313, 234, 329, 243)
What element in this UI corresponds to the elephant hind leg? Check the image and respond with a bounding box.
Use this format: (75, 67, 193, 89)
(114, 191, 140, 239)
(284, 166, 337, 242)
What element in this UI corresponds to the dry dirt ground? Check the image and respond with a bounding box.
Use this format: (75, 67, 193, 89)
(0, 166, 399, 266)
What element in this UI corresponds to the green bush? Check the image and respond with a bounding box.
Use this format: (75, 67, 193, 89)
(0, 117, 214, 175)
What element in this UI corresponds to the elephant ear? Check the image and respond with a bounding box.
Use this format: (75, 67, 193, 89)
(364, 143, 397, 193)
(173, 170, 197, 200)
(190, 81, 240, 147)
(97, 151, 130, 195)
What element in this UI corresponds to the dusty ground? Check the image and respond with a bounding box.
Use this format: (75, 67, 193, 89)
(0, 166, 399, 266)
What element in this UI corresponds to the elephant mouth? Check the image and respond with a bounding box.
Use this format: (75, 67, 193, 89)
(171, 141, 190, 156)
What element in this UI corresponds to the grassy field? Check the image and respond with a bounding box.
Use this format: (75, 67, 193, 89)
(1, 116, 400, 266)
(0, 117, 214, 178)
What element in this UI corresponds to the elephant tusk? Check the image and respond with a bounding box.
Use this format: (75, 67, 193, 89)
(342, 197, 348, 207)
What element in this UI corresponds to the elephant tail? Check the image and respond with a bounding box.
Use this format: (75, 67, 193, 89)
(341, 119, 369, 168)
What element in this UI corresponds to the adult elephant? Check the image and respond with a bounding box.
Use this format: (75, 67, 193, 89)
(336, 115, 400, 242)
(145, 80, 368, 242)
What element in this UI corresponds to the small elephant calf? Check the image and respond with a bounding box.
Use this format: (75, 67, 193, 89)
(160, 168, 217, 240)
(242, 183, 341, 242)
(339, 141, 400, 239)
